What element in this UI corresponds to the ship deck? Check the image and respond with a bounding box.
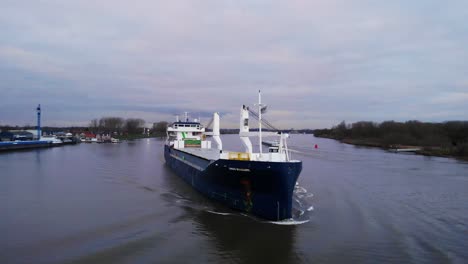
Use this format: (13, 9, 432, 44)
(178, 147, 221, 161)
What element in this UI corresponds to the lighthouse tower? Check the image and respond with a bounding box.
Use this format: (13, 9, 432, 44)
(36, 104, 41, 139)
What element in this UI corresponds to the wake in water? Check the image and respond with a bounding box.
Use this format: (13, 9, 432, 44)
(289, 182, 314, 223)
(267, 219, 311, 225)
(206, 210, 236, 216)
(161, 190, 222, 214)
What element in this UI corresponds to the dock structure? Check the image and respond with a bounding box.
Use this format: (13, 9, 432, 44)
(388, 145, 422, 153)
(389, 148, 422, 153)
(0, 104, 77, 152)
(0, 141, 53, 151)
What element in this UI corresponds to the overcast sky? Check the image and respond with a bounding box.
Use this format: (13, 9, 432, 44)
(1, 0, 467, 129)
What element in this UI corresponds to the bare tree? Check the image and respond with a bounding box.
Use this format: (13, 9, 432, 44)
(152, 121, 168, 134)
(99, 117, 124, 133)
(89, 119, 99, 133)
(125, 118, 145, 134)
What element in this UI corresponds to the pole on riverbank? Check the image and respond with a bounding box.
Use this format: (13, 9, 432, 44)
(37, 104, 41, 139)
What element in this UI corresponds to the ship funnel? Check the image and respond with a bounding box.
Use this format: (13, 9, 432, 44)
(239, 105, 253, 153)
(213, 112, 222, 150)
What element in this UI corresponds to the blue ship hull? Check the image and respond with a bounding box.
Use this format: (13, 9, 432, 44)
(164, 145, 302, 220)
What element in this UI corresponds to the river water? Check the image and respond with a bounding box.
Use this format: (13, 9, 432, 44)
(1, 134, 467, 263)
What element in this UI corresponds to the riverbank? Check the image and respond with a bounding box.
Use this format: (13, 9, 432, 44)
(313, 120, 468, 160)
(114, 133, 165, 141)
(316, 135, 468, 160)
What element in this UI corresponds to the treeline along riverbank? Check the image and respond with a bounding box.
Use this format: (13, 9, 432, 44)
(0, 118, 170, 141)
(88, 118, 169, 139)
(314, 120, 468, 159)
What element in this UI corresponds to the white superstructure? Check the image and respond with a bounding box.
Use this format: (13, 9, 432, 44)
(167, 119, 212, 150)
(166, 91, 295, 163)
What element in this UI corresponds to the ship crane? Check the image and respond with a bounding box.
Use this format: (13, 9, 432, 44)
(247, 108, 280, 132)
(203, 113, 222, 150)
(205, 116, 214, 130)
(238, 91, 291, 161)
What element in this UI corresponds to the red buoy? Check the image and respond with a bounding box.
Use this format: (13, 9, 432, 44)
(314, 144, 318, 149)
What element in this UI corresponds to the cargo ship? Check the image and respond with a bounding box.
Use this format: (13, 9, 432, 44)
(164, 91, 302, 220)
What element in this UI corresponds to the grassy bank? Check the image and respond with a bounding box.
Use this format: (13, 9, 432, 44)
(314, 120, 468, 159)
(320, 136, 466, 159)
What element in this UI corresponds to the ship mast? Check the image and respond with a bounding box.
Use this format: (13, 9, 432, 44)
(258, 90, 262, 155)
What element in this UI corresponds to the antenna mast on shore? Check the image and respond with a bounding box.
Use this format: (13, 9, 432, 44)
(36, 104, 41, 139)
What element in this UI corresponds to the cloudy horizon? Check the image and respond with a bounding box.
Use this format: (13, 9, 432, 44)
(1, 0, 467, 129)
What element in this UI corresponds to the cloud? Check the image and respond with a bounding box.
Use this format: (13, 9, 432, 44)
(0, 0, 467, 128)
(0, 46, 71, 78)
(429, 92, 468, 104)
